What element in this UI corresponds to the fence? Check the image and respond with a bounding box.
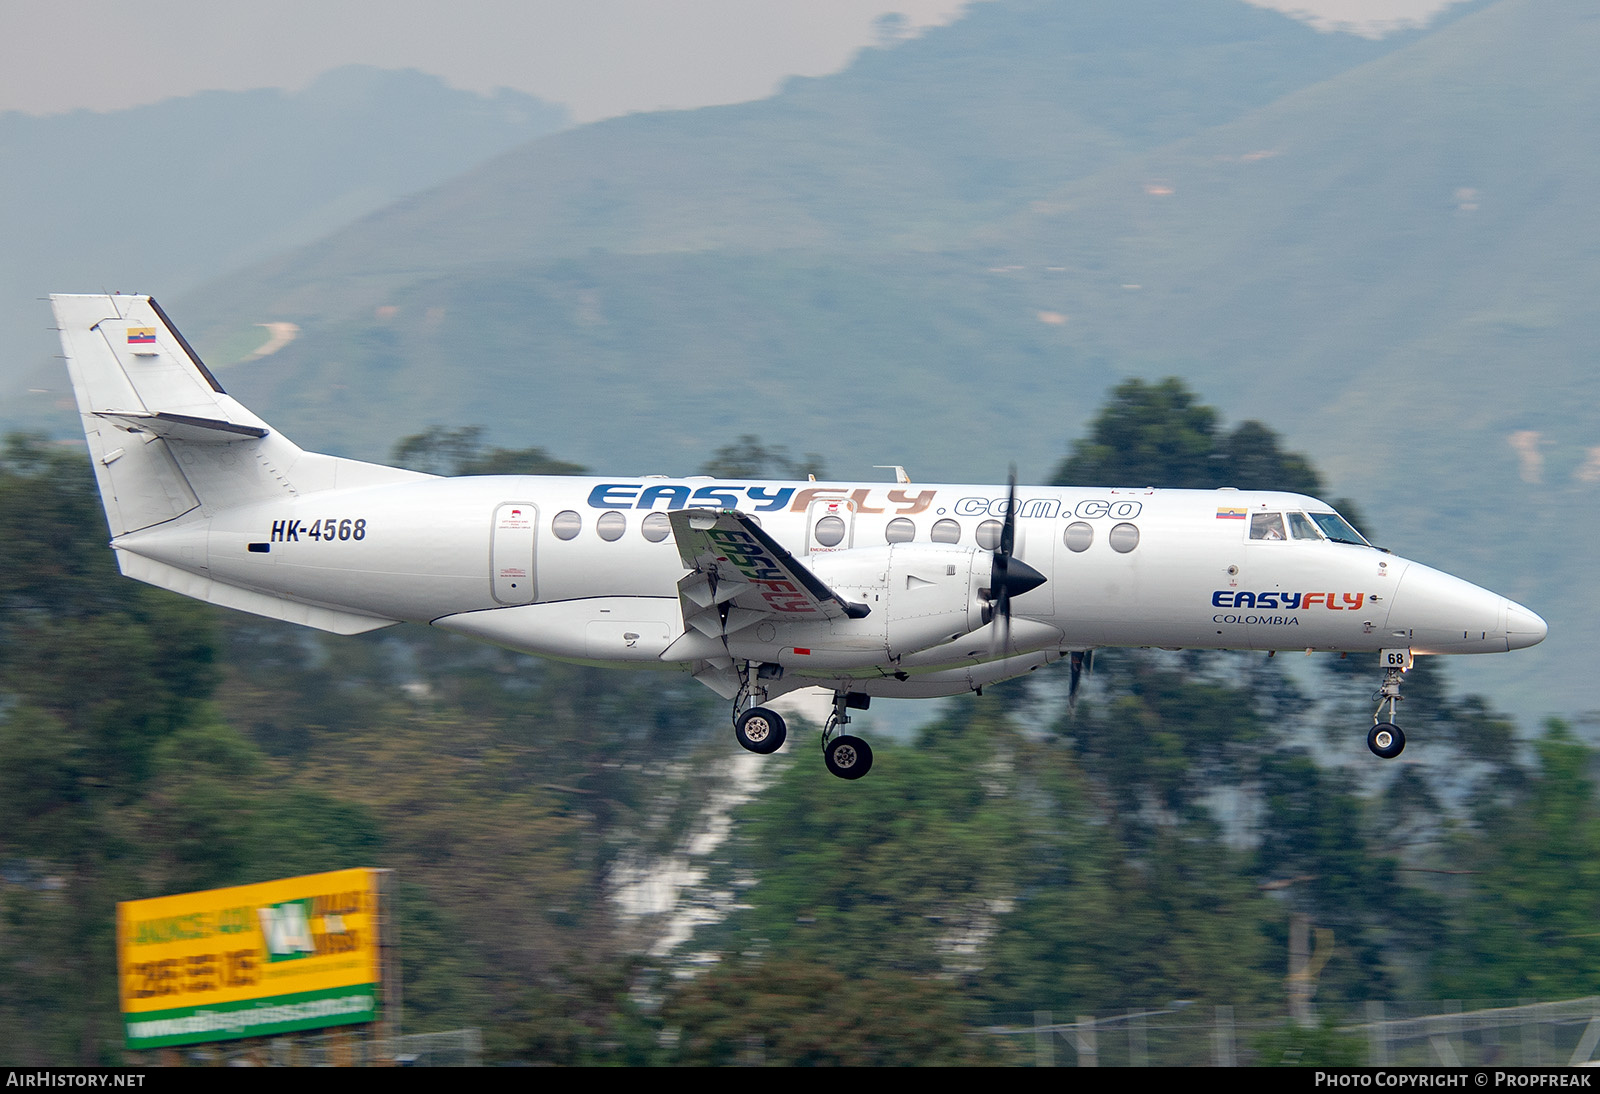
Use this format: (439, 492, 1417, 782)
(989, 996, 1600, 1066)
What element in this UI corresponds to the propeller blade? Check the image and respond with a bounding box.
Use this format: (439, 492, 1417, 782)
(1068, 649, 1095, 708)
(999, 465, 1018, 558)
(987, 466, 1045, 656)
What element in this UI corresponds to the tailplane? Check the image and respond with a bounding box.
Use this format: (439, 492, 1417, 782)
(51, 293, 423, 633)
(51, 293, 422, 536)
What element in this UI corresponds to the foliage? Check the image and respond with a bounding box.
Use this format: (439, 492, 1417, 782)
(659, 957, 997, 1066)
(1048, 377, 1376, 564)
(391, 425, 586, 476)
(1054, 648, 1268, 835)
(1252, 1016, 1367, 1067)
(494, 958, 657, 1066)
(1050, 378, 1367, 528)
(720, 708, 1025, 977)
(1430, 720, 1600, 1002)
(699, 435, 827, 480)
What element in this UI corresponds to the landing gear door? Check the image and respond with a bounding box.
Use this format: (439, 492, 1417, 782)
(805, 496, 856, 556)
(492, 503, 538, 605)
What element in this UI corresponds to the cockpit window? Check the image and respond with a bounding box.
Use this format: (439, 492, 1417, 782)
(1249, 512, 1286, 541)
(1287, 512, 1322, 540)
(1309, 511, 1369, 546)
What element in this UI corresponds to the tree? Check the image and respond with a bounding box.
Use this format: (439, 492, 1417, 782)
(391, 424, 585, 476)
(1051, 378, 1356, 524)
(1432, 721, 1600, 1002)
(700, 435, 826, 480)
(660, 958, 997, 1065)
(0, 436, 224, 1062)
(1053, 378, 1223, 488)
(717, 708, 1025, 978)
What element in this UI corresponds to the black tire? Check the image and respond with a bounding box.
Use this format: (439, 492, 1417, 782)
(1367, 722, 1405, 759)
(824, 735, 874, 780)
(735, 706, 787, 754)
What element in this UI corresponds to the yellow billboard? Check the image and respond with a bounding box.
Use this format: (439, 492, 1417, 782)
(116, 867, 382, 1050)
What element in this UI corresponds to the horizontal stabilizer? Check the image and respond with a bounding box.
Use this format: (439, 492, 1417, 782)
(92, 410, 268, 443)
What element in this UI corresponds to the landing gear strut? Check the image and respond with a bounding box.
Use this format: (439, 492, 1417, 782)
(732, 664, 786, 755)
(821, 690, 873, 780)
(1368, 650, 1410, 759)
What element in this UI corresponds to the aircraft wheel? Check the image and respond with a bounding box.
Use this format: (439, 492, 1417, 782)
(1367, 722, 1405, 759)
(735, 706, 787, 754)
(824, 735, 873, 780)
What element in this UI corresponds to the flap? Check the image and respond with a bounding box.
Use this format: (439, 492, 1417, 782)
(669, 509, 870, 625)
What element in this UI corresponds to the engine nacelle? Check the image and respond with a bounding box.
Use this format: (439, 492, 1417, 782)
(721, 543, 989, 669)
(876, 543, 992, 657)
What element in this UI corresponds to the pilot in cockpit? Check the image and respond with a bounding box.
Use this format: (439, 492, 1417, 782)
(1250, 512, 1286, 541)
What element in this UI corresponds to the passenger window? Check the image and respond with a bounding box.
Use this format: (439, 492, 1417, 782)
(1287, 512, 1321, 540)
(814, 515, 846, 547)
(596, 512, 626, 542)
(1250, 513, 1286, 541)
(1109, 523, 1140, 553)
(552, 510, 582, 540)
(931, 518, 961, 544)
(641, 512, 671, 543)
(975, 520, 1003, 551)
(885, 517, 915, 544)
(1063, 522, 1093, 553)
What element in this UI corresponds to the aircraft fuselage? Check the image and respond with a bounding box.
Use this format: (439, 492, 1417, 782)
(111, 473, 1544, 699)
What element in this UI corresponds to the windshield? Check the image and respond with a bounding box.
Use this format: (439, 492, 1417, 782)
(1308, 511, 1369, 546)
(1287, 512, 1322, 540)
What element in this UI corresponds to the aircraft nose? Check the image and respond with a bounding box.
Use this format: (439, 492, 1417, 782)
(1505, 601, 1548, 650)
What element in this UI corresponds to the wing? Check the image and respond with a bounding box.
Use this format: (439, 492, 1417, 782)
(669, 509, 869, 640)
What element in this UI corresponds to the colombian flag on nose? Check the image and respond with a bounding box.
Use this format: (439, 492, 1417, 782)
(127, 327, 156, 345)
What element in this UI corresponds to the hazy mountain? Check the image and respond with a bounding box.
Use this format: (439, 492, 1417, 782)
(166, 0, 1408, 321)
(0, 65, 568, 393)
(134, 0, 1435, 466)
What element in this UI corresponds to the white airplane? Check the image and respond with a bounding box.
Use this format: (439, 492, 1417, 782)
(50, 294, 1547, 778)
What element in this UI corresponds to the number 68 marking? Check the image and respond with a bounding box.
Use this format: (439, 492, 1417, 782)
(1382, 649, 1413, 671)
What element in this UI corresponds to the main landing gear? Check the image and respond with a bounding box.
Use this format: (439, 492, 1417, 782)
(734, 705, 786, 754)
(1367, 650, 1411, 759)
(729, 673, 874, 780)
(821, 690, 873, 781)
(732, 663, 788, 755)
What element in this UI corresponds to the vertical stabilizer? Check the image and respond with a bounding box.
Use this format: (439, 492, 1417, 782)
(51, 294, 425, 538)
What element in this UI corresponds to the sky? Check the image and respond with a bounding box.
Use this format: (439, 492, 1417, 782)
(0, 0, 1468, 123)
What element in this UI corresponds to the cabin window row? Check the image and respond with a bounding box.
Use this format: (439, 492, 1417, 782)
(549, 509, 1139, 553)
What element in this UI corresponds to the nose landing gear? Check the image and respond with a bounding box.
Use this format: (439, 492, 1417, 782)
(1367, 649, 1411, 759)
(1368, 721, 1405, 759)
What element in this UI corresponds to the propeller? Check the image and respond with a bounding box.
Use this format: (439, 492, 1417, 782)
(983, 466, 1047, 653)
(1069, 649, 1094, 707)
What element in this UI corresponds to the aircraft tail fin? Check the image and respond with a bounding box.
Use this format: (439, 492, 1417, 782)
(50, 293, 423, 538)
